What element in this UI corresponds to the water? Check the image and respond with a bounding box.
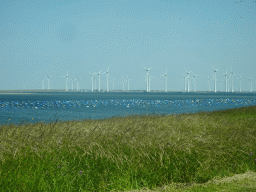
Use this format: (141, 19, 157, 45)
(0, 91, 255, 126)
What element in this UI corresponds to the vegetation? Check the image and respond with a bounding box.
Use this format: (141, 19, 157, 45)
(0, 105, 256, 191)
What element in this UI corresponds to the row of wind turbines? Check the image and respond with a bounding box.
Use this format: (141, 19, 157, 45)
(183, 66, 254, 93)
(41, 65, 254, 93)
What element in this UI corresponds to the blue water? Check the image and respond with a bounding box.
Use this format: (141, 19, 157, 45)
(0, 91, 255, 126)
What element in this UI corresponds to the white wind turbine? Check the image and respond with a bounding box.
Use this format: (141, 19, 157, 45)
(122, 77, 126, 91)
(184, 68, 192, 92)
(142, 65, 153, 92)
(208, 76, 213, 92)
(62, 72, 69, 91)
(89, 72, 94, 92)
(249, 78, 253, 92)
(227, 74, 231, 92)
(192, 72, 198, 92)
(230, 70, 235, 93)
(223, 71, 228, 92)
(97, 70, 103, 92)
(46, 73, 50, 90)
(126, 75, 132, 91)
(104, 65, 110, 92)
(213, 67, 219, 92)
(220, 80, 222, 92)
(93, 72, 97, 91)
(182, 73, 187, 92)
(75, 77, 81, 91)
(238, 75, 242, 92)
(149, 75, 154, 92)
(161, 70, 167, 92)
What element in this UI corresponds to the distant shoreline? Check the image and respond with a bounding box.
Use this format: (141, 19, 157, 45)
(0, 93, 32, 94)
(0, 90, 255, 94)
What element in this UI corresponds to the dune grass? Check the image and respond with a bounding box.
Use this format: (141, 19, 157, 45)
(0, 105, 255, 191)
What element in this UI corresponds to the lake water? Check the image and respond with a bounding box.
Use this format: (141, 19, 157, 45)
(0, 91, 256, 126)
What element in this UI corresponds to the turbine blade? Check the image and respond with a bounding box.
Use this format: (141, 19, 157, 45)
(142, 65, 147, 70)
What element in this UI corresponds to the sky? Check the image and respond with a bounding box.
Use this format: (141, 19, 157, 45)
(0, 0, 255, 92)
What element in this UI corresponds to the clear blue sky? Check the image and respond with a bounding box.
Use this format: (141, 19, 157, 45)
(1, 0, 255, 91)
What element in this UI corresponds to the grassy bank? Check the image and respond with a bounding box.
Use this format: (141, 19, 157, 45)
(0, 106, 256, 191)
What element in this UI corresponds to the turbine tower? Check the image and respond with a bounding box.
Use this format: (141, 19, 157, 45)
(46, 73, 50, 90)
(223, 72, 228, 92)
(41, 77, 44, 90)
(182, 73, 187, 92)
(161, 70, 167, 92)
(126, 75, 132, 91)
(220, 80, 222, 92)
(75, 77, 80, 91)
(142, 65, 153, 92)
(227, 75, 231, 92)
(62, 72, 69, 91)
(48, 76, 50, 90)
(249, 78, 253, 92)
(208, 76, 213, 92)
(230, 70, 235, 93)
(238, 75, 242, 93)
(89, 72, 94, 92)
(104, 65, 110, 92)
(184, 68, 192, 92)
(192, 72, 198, 92)
(213, 67, 219, 92)
(97, 70, 103, 92)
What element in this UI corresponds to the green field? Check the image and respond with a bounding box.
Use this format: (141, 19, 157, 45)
(0, 105, 256, 191)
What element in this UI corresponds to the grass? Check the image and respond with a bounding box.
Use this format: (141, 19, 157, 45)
(0, 105, 255, 192)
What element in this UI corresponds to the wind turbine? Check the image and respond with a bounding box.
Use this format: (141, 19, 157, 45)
(45, 73, 50, 90)
(192, 72, 198, 92)
(142, 65, 153, 92)
(182, 73, 187, 92)
(104, 65, 110, 92)
(62, 72, 69, 91)
(238, 75, 242, 92)
(161, 70, 167, 92)
(208, 76, 213, 92)
(249, 78, 253, 92)
(93, 72, 97, 91)
(227, 74, 231, 92)
(97, 70, 103, 92)
(213, 67, 219, 92)
(126, 75, 132, 91)
(223, 71, 228, 92)
(230, 70, 235, 93)
(75, 77, 81, 91)
(220, 80, 222, 92)
(89, 72, 94, 92)
(149, 75, 154, 92)
(184, 68, 192, 92)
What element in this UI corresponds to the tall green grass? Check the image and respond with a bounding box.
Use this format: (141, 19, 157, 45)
(0, 106, 255, 191)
